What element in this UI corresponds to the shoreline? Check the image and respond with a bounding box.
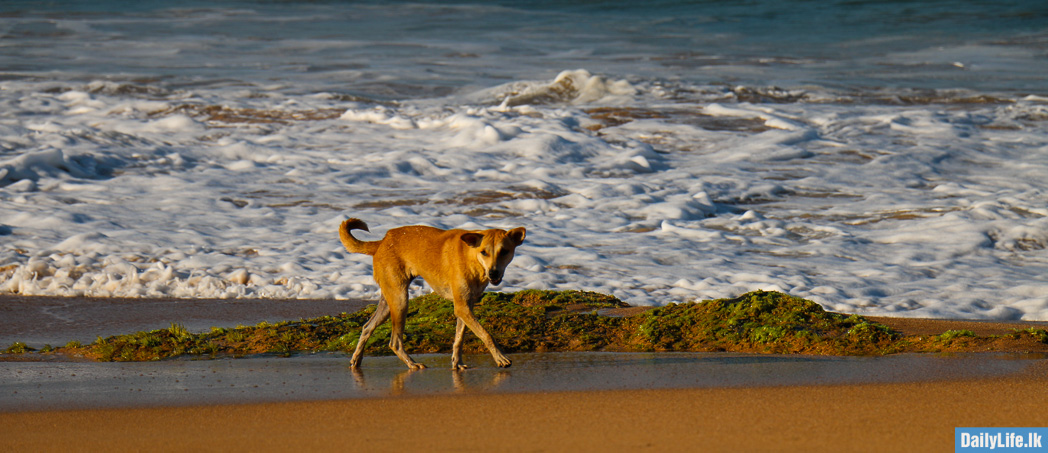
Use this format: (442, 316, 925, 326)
(3, 293, 1047, 350)
(2, 294, 1047, 451)
(3, 364, 1047, 452)
(5, 351, 1042, 413)
(0, 294, 371, 347)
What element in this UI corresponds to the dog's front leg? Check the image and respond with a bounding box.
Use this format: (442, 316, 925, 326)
(388, 320, 425, 371)
(450, 318, 469, 370)
(454, 303, 511, 368)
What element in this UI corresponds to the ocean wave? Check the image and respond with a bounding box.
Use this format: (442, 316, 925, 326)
(488, 69, 638, 107)
(1, 70, 1047, 320)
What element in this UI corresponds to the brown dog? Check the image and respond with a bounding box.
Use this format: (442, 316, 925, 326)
(339, 218, 526, 370)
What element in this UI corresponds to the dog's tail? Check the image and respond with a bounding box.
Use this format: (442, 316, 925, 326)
(339, 218, 381, 256)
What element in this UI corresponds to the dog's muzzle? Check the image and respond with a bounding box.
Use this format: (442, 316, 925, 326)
(488, 271, 504, 286)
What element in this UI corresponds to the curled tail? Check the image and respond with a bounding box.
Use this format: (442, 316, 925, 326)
(339, 218, 381, 256)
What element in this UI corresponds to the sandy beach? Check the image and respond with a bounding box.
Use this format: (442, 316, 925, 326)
(4, 1, 1047, 450)
(2, 294, 1047, 452)
(3, 365, 1047, 452)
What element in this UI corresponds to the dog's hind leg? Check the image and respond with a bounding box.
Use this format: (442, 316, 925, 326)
(387, 287, 426, 370)
(349, 297, 390, 369)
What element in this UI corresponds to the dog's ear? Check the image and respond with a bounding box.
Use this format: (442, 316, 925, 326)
(508, 227, 526, 246)
(461, 232, 484, 248)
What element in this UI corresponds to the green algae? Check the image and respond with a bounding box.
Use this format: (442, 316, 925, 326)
(352, 290, 630, 356)
(5, 290, 1047, 362)
(936, 329, 977, 343)
(633, 291, 899, 355)
(4, 342, 32, 354)
(1011, 327, 1048, 343)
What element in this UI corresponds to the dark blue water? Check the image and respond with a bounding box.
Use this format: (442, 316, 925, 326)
(3, 0, 1046, 97)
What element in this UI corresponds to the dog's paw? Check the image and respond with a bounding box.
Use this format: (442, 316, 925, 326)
(408, 362, 427, 370)
(452, 363, 471, 371)
(494, 356, 512, 368)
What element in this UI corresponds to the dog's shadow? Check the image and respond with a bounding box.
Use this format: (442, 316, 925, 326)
(350, 363, 511, 396)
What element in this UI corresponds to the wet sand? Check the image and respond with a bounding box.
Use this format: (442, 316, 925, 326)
(3, 365, 1047, 452)
(0, 294, 370, 346)
(2, 295, 1047, 451)
(4, 352, 1041, 412)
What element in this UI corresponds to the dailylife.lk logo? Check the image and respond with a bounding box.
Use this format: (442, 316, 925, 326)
(956, 428, 1047, 452)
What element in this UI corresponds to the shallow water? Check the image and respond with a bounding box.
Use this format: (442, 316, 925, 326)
(0, 295, 370, 347)
(2, 1, 1048, 319)
(0, 352, 1040, 412)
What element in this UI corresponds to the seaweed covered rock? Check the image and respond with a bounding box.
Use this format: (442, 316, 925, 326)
(633, 290, 899, 354)
(403, 289, 629, 354)
(33, 290, 1028, 362)
(60, 289, 631, 361)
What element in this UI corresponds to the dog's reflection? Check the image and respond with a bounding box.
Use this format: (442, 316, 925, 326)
(350, 366, 510, 396)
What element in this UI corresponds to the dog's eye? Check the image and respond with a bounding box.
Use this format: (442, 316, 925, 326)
(480, 251, 489, 257)
(498, 249, 510, 257)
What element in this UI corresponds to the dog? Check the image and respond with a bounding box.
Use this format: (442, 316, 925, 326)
(339, 218, 526, 370)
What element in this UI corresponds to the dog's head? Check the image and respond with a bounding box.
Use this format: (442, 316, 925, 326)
(461, 227, 526, 286)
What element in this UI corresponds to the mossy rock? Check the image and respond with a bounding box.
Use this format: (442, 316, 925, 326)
(40, 290, 940, 362)
(4, 342, 33, 354)
(634, 291, 899, 354)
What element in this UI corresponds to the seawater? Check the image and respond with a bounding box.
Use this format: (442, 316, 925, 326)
(0, 353, 1038, 410)
(2, 1, 1048, 320)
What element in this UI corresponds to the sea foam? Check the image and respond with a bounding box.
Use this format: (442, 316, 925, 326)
(2, 2, 1048, 320)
